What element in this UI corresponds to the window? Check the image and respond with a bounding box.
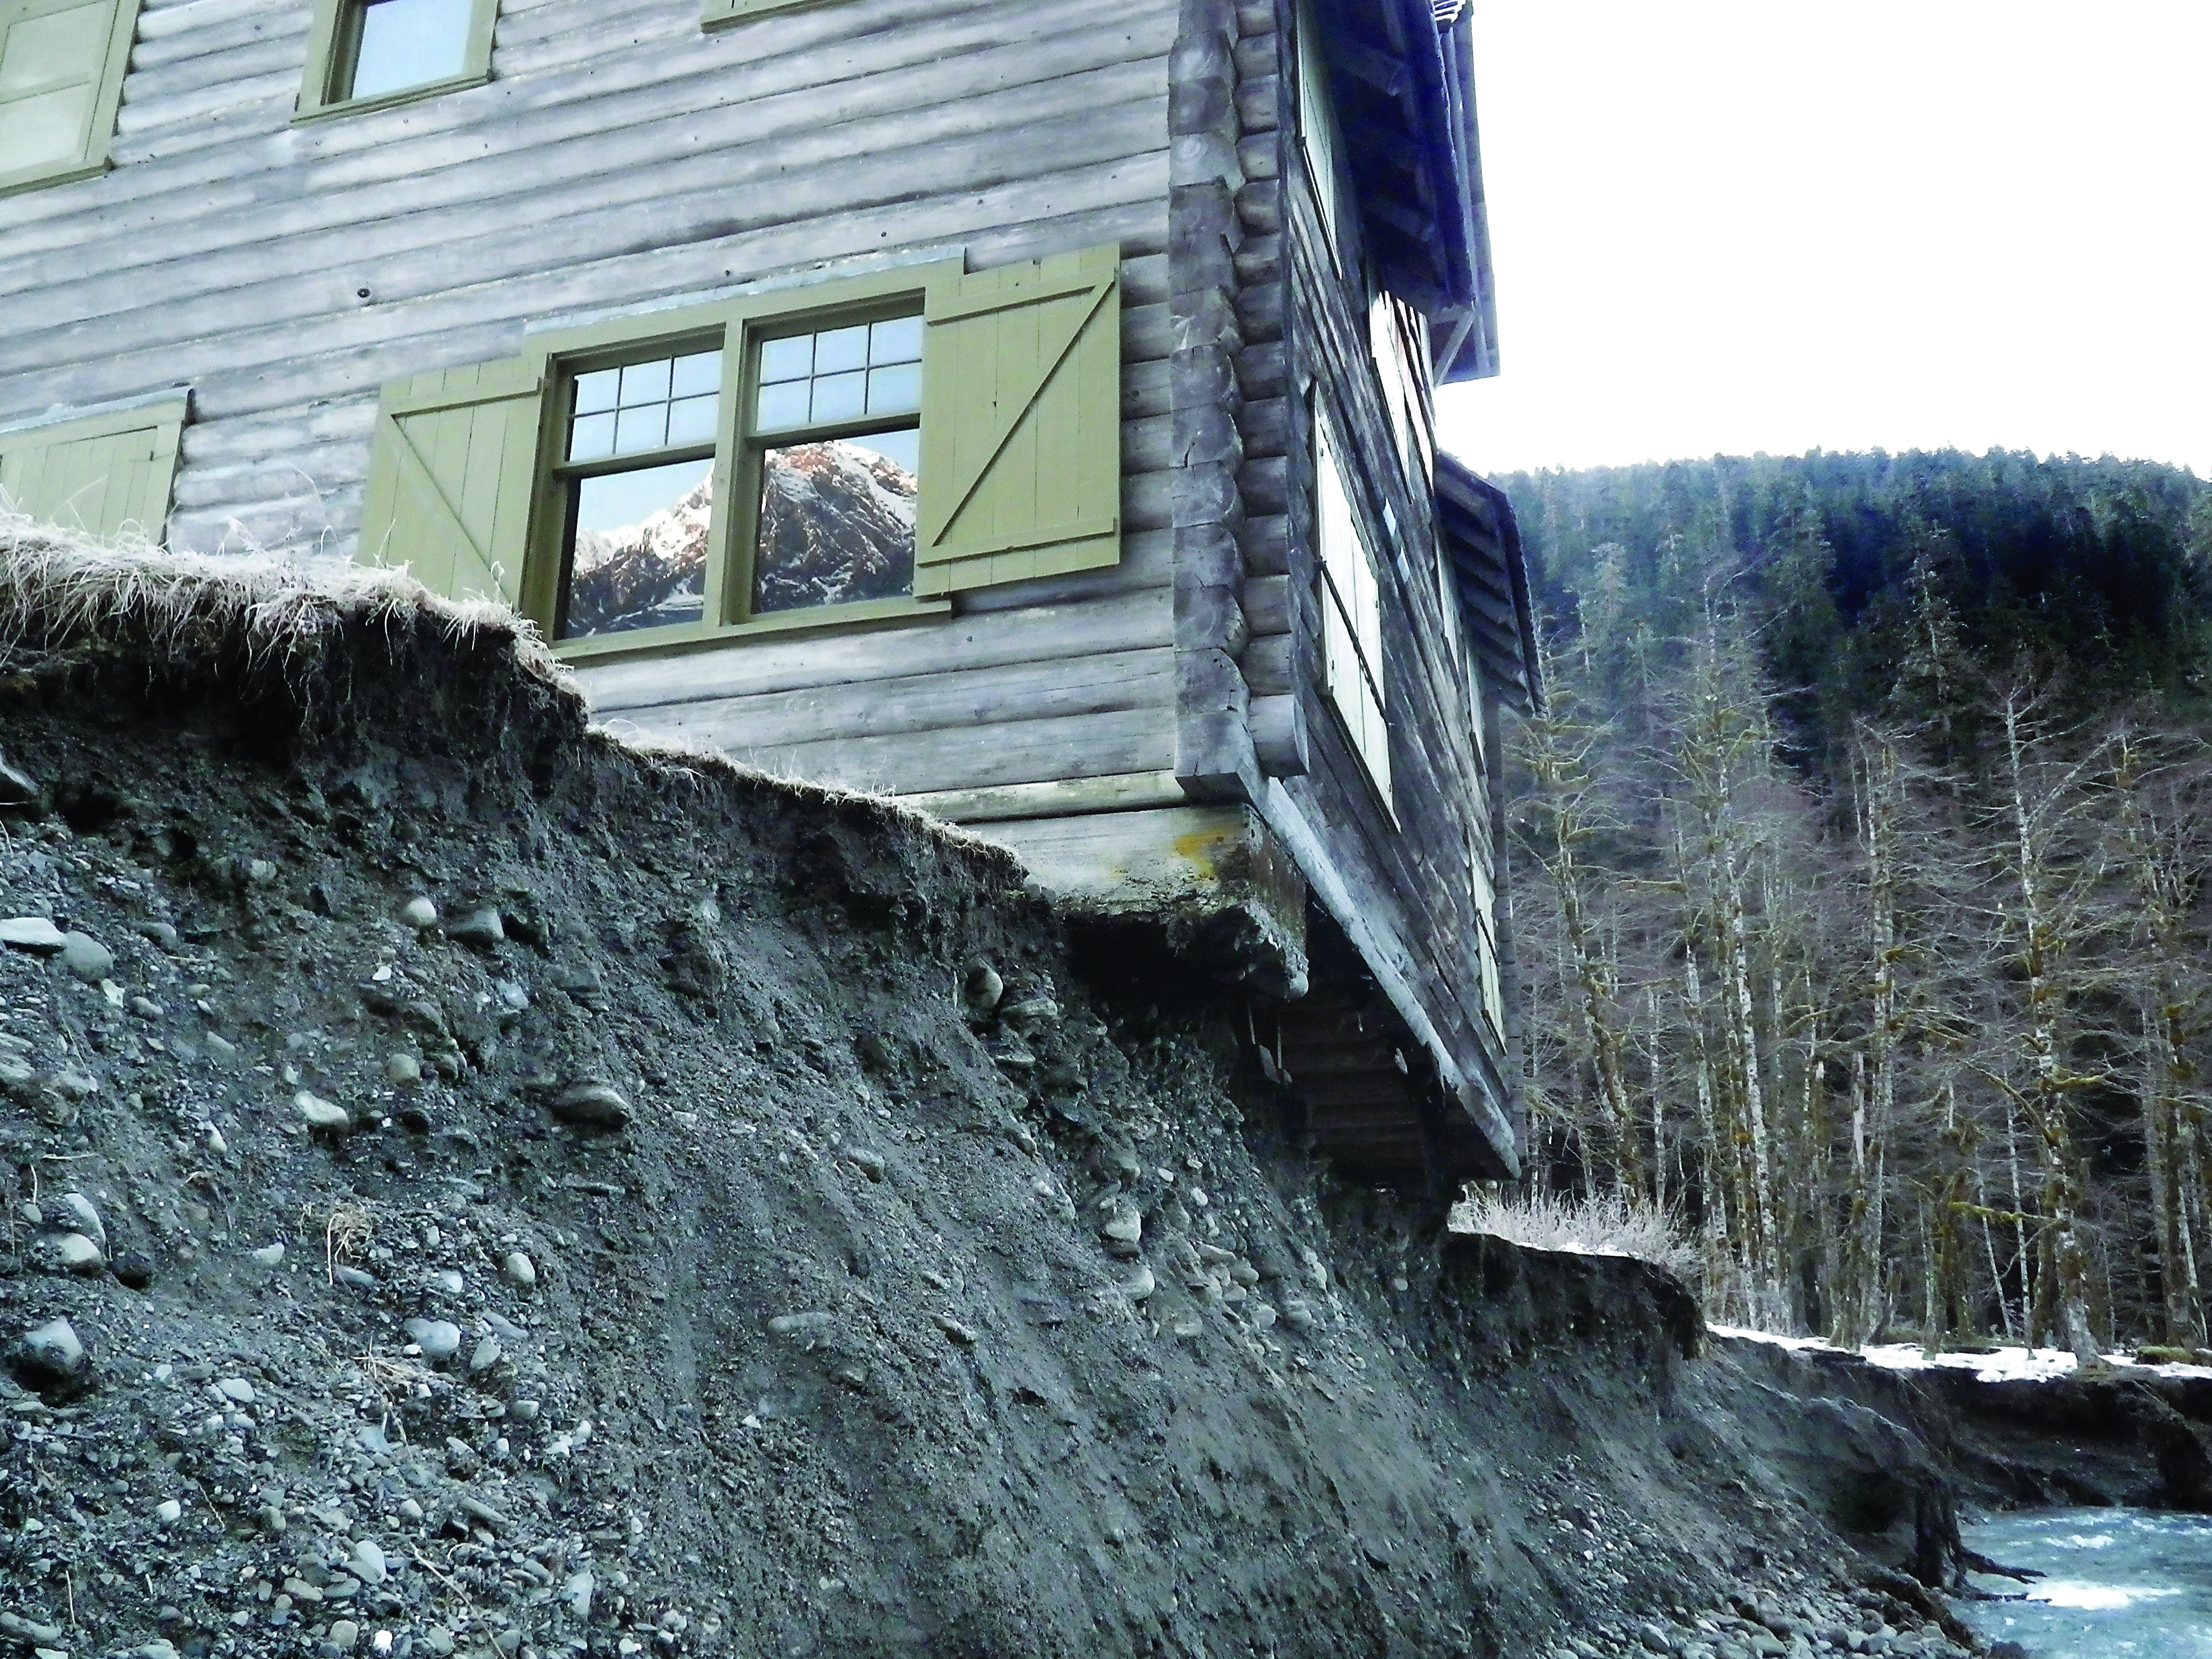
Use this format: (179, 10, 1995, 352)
(0, 0, 139, 198)
(543, 316, 922, 639)
(1368, 288, 1433, 487)
(1314, 410, 1389, 803)
(1293, 0, 1343, 271)
(1469, 848, 1504, 1042)
(748, 314, 921, 615)
(553, 344, 723, 638)
(0, 393, 186, 540)
(356, 244, 1125, 656)
(299, 0, 497, 119)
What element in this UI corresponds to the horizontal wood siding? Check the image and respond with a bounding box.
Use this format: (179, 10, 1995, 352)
(0, 0, 1189, 801)
(1255, 0, 1511, 1123)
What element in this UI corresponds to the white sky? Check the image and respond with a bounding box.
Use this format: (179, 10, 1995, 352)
(1436, 2, 2212, 479)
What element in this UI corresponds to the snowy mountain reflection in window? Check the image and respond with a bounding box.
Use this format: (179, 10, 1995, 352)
(560, 460, 713, 639)
(753, 430, 918, 613)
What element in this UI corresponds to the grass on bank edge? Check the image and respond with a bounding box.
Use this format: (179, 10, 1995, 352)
(0, 505, 551, 678)
(0, 505, 1033, 878)
(1450, 1187, 1704, 1283)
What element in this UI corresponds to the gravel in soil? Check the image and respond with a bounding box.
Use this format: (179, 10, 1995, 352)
(0, 602, 1983, 1657)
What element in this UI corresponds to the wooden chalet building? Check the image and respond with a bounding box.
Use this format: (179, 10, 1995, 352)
(0, 0, 1540, 1193)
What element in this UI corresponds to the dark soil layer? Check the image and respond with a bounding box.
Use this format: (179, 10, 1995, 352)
(0, 605, 1989, 1658)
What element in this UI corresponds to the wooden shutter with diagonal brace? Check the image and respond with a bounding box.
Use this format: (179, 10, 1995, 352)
(0, 0, 138, 197)
(0, 394, 186, 540)
(357, 357, 545, 609)
(916, 243, 1121, 596)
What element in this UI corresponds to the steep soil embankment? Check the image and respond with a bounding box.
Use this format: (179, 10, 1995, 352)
(0, 547, 1985, 1659)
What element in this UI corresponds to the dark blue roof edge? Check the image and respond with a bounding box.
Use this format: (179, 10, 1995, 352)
(1434, 454, 1542, 715)
(1431, 9, 1499, 383)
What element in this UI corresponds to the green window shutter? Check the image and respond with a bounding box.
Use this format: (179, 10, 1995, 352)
(0, 0, 138, 197)
(915, 243, 1120, 596)
(0, 393, 185, 540)
(358, 357, 544, 610)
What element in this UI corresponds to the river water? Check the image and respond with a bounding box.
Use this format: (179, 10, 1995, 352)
(1960, 1507, 2212, 1657)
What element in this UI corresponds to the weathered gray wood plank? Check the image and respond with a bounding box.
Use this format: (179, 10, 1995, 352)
(599, 646, 1175, 754)
(576, 588, 1175, 712)
(622, 706, 1177, 797)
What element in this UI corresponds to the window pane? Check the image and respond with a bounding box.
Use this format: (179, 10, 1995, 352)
(865, 362, 920, 418)
(813, 325, 868, 374)
(868, 315, 922, 366)
(561, 460, 714, 639)
(613, 404, 667, 455)
(754, 431, 917, 614)
(346, 0, 475, 102)
(567, 411, 616, 463)
(758, 335, 812, 384)
(810, 371, 865, 425)
(572, 368, 620, 416)
(671, 350, 721, 399)
(755, 379, 808, 432)
(1, 3, 109, 95)
(0, 83, 94, 170)
(617, 357, 671, 407)
(666, 394, 717, 448)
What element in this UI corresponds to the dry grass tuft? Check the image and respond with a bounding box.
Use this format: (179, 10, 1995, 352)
(0, 503, 562, 683)
(1451, 1186, 1702, 1281)
(322, 1199, 377, 1284)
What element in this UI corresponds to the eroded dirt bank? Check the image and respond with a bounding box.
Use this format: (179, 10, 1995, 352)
(0, 566, 1994, 1658)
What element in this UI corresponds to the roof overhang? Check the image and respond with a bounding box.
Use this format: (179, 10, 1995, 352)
(1435, 455, 1541, 716)
(1316, 0, 1499, 383)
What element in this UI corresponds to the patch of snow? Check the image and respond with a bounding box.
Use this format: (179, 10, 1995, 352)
(1704, 1328, 2212, 1384)
(1861, 1343, 2098, 1383)
(1707, 1323, 1832, 1352)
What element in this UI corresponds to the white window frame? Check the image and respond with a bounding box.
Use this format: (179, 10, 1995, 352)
(1469, 837, 1503, 1041)
(1314, 409, 1390, 806)
(1294, 0, 1343, 273)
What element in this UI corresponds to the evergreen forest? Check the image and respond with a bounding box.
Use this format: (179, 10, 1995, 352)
(1498, 448, 2212, 1359)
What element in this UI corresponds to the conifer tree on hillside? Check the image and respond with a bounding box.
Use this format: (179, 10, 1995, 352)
(1501, 450, 2212, 1349)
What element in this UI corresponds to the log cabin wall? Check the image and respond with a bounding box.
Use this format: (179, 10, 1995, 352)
(0, 0, 1192, 802)
(1255, 0, 1515, 1146)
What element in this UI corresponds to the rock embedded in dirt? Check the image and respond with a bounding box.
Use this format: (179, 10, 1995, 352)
(841, 1144, 886, 1181)
(404, 1318, 463, 1363)
(385, 1050, 422, 1086)
(961, 959, 1004, 1018)
(13, 1317, 90, 1395)
(503, 1249, 537, 1288)
(550, 1079, 631, 1128)
(767, 1311, 836, 1344)
(0, 915, 66, 952)
(35, 1230, 105, 1276)
(57, 928, 114, 980)
(53, 1190, 105, 1249)
(448, 906, 505, 947)
(1099, 1204, 1144, 1255)
(350, 1539, 387, 1584)
(295, 1090, 352, 1134)
(400, 895, 440, 929)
